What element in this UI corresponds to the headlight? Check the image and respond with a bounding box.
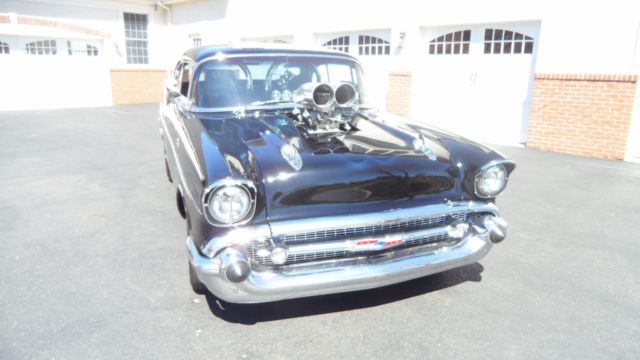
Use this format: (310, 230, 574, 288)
(475, 163, 508, 198)
(203, 183, 255, 225)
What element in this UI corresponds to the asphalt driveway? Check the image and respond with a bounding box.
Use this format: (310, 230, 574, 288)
(1, 105, 639, 359)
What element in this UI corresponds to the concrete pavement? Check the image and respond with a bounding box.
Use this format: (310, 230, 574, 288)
(1, 105, 639, 359)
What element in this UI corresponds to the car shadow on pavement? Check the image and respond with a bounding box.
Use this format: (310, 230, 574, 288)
(204, 263, 484, 324)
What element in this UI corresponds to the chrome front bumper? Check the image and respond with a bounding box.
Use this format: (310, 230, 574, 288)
(187, 201, 505, 303)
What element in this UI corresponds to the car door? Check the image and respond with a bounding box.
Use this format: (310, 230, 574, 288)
(161, 61, 185, 184)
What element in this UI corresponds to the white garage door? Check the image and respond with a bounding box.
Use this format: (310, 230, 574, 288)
(318, 30, 394, 109)
(0, 36, 111, 111)
(412, 23, 540, 145)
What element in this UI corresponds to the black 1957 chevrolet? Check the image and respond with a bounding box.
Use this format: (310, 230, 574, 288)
(159, 45, 515, 303)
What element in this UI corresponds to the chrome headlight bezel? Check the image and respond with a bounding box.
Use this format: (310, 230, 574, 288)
(474, 161, 511, 198)
(202, 179, 257, 227)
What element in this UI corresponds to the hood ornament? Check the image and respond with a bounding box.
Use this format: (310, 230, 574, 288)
(413, 136, 437, 161)
(281, 143, 303, 171)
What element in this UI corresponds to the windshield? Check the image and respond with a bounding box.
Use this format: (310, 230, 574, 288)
(192, 55, 367, 109)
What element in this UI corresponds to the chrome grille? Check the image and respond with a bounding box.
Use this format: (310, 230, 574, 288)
(287, 233, 454, 265)
(249, 211, 473, 266)
(281, 211, 470, 244)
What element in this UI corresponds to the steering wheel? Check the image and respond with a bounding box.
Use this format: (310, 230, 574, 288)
(264, 61, 321, 94)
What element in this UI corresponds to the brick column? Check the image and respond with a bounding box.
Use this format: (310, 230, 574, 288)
(110, 69, 166, 105)
(386, 71, 412, 117)
(528, 74, 638, 160)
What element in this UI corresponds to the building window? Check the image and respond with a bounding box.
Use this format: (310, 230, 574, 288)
(429, 30, 471, 55)
(0, 41, 9, 54)
(484, 29, 534, 54)
(358, 35, 390, 56)
(25, 40, 57, 55)
(322, 36, 350, 53)
(124, 12, 148, 64)
(66, 41, 99, 56)
(87, 44, 98, 56)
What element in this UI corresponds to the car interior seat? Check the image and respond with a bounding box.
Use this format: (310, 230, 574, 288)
(198, 69, 240, 108)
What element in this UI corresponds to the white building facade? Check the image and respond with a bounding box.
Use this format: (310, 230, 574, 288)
(0, 0, 639, 161)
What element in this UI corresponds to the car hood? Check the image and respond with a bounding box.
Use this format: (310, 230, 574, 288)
(194, 109, 506, 222)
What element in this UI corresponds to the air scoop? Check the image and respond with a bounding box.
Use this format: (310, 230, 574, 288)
(294, 83, 335, 111)
(334, 83, 357, 107)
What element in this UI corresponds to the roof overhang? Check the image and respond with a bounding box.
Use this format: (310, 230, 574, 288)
(115, 0, 192, 5)
(0, 23, 103, 40)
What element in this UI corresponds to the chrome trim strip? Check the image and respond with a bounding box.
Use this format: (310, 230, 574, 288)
(201, 201, 498, 258)
(474, 159, 515, 199)
(173, 56, 195, 100)
(193, 52, 362, 72)
(269, 201, 498, 238)
(188, 228, 494, 303)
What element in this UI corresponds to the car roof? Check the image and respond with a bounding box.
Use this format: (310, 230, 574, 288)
(183, 43, 359, 62)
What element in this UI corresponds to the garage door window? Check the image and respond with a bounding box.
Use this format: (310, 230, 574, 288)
(429, 30, 471, 55)
(322, 36, 350, 53)
(0, 41, 9, 54)
(358, 35, 390, 56)
(484, 29, 533, 54)
(67, 41, 99, 56)
(87, 45, 98, 56)
(25, 40, 57, 55)
(124, 12, 148, 64)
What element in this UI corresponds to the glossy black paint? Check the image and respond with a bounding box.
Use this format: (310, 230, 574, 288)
(160, 46, 515, 250)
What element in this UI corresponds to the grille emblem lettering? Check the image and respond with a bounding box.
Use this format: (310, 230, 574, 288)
(350, 234, 404, 250)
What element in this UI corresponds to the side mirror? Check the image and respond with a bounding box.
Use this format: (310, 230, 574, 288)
(164, 79, 181, 99)
(176, 95, 194, 112)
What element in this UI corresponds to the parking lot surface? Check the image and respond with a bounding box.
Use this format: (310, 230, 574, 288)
(1, 105, 639, 359)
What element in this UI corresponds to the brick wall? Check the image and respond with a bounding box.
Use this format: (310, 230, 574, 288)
(110, 69, 166, 105)
(387, 72, 412, 117)
(528, 74, 638, 160)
